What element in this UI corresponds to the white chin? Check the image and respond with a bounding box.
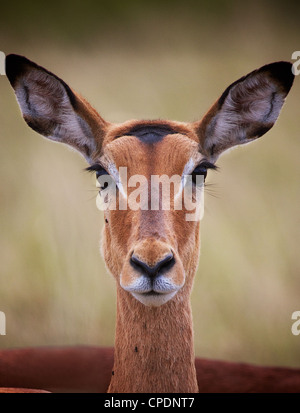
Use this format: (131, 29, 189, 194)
(131, 291, 177, 307)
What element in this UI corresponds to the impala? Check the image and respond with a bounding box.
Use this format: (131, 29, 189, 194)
(1, 54, 299, 393)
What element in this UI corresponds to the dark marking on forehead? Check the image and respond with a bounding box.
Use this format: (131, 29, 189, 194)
(126, 125, 176, 144)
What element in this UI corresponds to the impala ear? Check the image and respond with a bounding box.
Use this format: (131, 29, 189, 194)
(6, 54, 108, 162)
(194, 62, 294, 160)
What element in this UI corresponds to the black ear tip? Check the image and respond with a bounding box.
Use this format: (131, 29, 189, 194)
(6, 54, 33, 86)
(262, 61, 295, 94)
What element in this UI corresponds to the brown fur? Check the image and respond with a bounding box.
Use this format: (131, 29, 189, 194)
(5, 55, 297, 393)
(99, 132, 201, 392)
(1, 347, 300, 393)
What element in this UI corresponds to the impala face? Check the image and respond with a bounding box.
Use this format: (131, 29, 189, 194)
(6, 54, 294, 307)
(92, 122, 213, 306)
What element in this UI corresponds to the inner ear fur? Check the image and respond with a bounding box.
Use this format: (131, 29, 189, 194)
(193, 61, 294, 160)
(6, 54, 109, 161)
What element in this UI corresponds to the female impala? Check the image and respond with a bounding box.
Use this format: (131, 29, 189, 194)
(1, 54, 299, 393)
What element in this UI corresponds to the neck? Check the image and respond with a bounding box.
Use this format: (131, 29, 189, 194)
(108, 285, 198, 393)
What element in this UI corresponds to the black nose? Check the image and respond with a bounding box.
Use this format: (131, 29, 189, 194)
(130, 252, 175, 278)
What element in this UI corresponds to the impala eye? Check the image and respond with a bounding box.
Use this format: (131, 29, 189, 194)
(191, 161, 217, 184)
(97, 171, 110, 190)
(95, 168, 108, 179)
(86, 164, 110, 190)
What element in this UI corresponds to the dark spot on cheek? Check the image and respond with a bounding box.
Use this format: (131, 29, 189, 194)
(135, 346, 138, 352)
(105, 218, 109, 224)
(112, 370, 114, 376)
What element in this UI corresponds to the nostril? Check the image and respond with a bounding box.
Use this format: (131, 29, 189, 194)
(155, 253, 175, 275)
(130, 255, 152, 276)
(130, 252, 175, 278)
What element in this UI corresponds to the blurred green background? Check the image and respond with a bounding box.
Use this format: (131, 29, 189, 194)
(0, 0, 299, 368)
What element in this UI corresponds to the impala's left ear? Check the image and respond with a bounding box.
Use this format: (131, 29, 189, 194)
(193, 62, 294, 160)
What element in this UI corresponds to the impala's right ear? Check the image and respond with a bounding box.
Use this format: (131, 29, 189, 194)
(6, 54, 108, 162)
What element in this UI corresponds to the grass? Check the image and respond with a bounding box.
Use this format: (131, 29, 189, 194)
(0, 2, 299, 368)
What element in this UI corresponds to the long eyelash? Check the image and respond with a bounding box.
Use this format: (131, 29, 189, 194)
(204, 182, 220, 199)
(85, 163, 105, 173)
(85, 189, 100, 202)
(198, 160, 218, 171)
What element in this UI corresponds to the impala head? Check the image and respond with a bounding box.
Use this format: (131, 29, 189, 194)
(6, 55, 294, 307)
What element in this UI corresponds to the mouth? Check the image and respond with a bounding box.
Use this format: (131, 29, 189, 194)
(143, 291, 161, 296)
(120, 271, 184, 307)
(131, 290, 178, 307)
